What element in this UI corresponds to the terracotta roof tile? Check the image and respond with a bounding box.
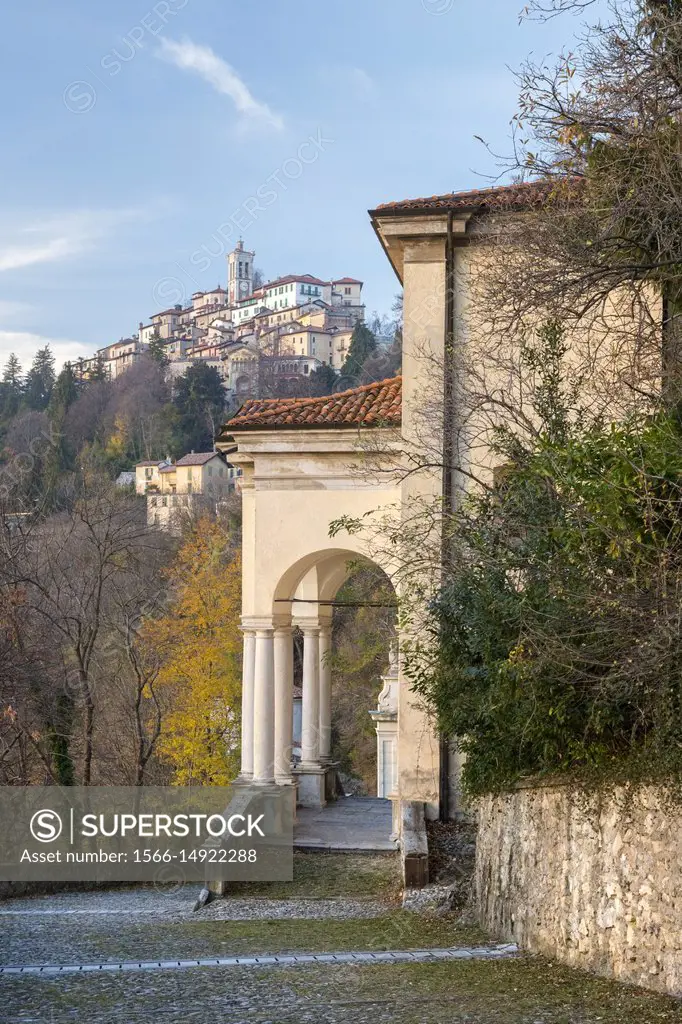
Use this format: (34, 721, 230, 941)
(371, 177, 577, 214)
(219, 376, 402, 434)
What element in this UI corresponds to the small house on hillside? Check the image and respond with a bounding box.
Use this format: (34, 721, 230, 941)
(135, 451, 241, 532)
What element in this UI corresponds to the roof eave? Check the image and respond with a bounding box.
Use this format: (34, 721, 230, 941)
(216, 423, 401, 453)
(217, 419, 400, 441)
(368, 208, 473, 283)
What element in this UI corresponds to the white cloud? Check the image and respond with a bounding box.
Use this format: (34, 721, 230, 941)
(0, 206, 154, 274)
(0, 237, 80, 273)
(158, 38, 284, 131)
(0, 331, 91, 371)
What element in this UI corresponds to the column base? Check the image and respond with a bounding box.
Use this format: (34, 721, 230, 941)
(293, 763, 339, 808)
(234, 773, 254, 786)
(293, 764, 327, 808)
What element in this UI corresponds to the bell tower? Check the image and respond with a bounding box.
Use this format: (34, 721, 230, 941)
(227, 240, 255, 307)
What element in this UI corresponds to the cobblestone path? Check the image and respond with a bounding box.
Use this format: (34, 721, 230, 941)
(3, 865, 682, 1023)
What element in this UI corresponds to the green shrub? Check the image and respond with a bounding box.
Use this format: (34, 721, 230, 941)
(413, 327, 682, 796)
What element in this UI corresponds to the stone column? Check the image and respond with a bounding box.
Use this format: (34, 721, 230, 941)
(273, 626, 294, 783)
(318, 625, 332, 762)
(239, 629, 256, 779)
(252, 628, 275, 783)
(300, 626, 320, 767)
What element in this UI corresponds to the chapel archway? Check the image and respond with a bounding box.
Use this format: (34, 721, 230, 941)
(326, 563, 397, 798)
(239, 548, 399, 808)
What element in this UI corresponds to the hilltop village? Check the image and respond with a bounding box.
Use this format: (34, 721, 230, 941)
(79, 242, 369, 404)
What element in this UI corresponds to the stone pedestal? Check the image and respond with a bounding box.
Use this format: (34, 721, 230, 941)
(369, 646, 399, 799)
(294, 762, 339, 808)
(294, 765, 328, 808)
(324, 762, 340, 802)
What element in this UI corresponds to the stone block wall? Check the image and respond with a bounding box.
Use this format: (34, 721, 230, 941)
(476, 783, 682, 996)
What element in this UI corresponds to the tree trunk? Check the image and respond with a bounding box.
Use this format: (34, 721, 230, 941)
(81, 675, 95, 786)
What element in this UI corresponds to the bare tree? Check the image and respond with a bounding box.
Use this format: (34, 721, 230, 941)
(0, 476, 161, 784)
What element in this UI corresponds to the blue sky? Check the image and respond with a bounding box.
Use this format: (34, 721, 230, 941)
(0, 0, 595, 370)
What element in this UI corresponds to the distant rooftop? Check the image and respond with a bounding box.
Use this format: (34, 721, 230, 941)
(264, 274, 329, 290)
(175, 452, 221, 466)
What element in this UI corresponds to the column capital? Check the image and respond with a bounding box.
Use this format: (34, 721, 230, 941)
(254, 627, 275, 640)
(241, 615, 275, 631)
(293, 616, 321, 634)
(273, 624, 293, 637)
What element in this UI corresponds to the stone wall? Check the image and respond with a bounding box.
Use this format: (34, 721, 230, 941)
(476, 783, 682, 996)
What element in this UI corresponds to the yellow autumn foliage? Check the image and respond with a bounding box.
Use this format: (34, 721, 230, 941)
(105, 414, 129, 460)
(144, 518, 242, 785)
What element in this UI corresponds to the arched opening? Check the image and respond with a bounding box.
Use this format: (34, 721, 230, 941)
(327, 563, 397, 797)
(268, 550, 398, 809)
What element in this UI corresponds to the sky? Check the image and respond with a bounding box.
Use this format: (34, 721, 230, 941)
(0, 0, 599, 372)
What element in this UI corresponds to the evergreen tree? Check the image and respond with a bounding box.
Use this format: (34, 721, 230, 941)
(24, 346, 55, 411)
(309, 363, 338, 396)
(49, 362, 79, 418)
(88, 353, 109, 383)
(44, 362, 80, 492)
(0, 353, 24, 421)
(172, 363, 226, 452)
(341, 323, 378, 381)
(147, 331, 168, 368)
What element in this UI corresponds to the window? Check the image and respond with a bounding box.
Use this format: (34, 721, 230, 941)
(162, 497, 167, 507)
(187, 469, 192, 480)
(188, 482, 193, 495)
(207, 466, 213, 477)
(345, 287, 351, 295)
(145, 468, 153, 480)
(150, 497, 157, 507)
